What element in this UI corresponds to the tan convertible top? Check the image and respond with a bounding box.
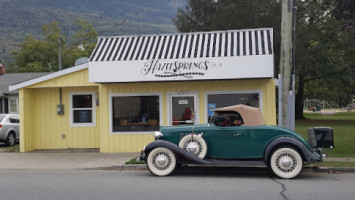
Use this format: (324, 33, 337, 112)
(213, 104, 266, 126)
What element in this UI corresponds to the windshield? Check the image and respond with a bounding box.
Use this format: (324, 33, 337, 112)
(0, 114, 5, 122)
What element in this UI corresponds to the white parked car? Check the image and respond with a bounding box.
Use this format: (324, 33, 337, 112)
(0, 114, 19, 146)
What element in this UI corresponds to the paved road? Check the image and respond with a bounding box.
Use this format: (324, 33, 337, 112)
(0, 169, 354, 200)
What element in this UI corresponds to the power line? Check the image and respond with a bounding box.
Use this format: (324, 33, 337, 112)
(99, 0, 155, 35)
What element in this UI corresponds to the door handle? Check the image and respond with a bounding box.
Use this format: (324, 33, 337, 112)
(233, 133, 240, 137)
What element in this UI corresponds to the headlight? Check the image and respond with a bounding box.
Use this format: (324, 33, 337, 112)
(155, 131, 163, 140)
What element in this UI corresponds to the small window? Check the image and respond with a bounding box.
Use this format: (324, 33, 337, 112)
(9, 98, 18, 113)
(70, 92, 96, 127)
(212, 111, 244, 127)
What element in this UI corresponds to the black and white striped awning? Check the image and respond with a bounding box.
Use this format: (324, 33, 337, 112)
(90, 28, 273, 62)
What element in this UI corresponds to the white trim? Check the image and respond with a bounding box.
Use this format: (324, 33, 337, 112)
(69, 91, 96, 127)
(167, 91, 199, 126)
(109, 92, 163, 135)
(204, 90, 263, 123)
(9, 63, 89, 91)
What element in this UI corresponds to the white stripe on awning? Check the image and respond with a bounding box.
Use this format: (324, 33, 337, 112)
(90, 28, 273, 62)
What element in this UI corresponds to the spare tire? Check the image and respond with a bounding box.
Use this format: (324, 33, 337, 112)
(178, 134, 207, 159)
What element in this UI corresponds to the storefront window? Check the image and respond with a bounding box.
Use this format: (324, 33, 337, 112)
(70, 92, 96, 127)
(112, 95, 160, 132)
(207, 92, 260, 121)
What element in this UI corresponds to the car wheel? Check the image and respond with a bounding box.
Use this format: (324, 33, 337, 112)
(5, 132, 16, 146)
(147, 147, 177, 176)
(178, 134, 207, 159)
(269, 147, 303, 179)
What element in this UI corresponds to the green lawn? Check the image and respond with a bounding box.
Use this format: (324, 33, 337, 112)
(295, 112, 355, 157)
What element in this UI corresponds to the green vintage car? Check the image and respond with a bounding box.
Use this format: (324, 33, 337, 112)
(139, 105, 333, 179)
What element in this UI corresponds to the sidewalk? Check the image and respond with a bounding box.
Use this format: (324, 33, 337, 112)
(0, 151, 142, 170)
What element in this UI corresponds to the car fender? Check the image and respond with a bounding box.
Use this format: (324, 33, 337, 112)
(264, 137, 322, 163)
(145, 140, 211, 165)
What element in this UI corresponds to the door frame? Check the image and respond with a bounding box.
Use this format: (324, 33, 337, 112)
(167, 91, 199, 126)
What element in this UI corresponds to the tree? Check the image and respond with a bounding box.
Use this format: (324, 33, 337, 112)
(173, 0, 354, 118)
(295, 0, 354, 118)
(11, 19, 97, 72)
(173, 0, 282, 74)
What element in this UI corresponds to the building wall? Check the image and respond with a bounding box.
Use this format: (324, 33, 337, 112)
(99, 78, 276, 152)
(19, 68, 100, 152)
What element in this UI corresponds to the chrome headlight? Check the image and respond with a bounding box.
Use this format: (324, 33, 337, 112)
(155, 131, 163, 140)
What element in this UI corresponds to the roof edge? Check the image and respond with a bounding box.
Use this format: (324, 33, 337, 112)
(9, 63, 88, 91)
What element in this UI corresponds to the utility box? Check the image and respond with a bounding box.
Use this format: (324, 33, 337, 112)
(308, 127, 334, 148)
(57, 104, 64, 115)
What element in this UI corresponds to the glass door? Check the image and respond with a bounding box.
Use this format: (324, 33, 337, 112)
(170, 94, 197, 126)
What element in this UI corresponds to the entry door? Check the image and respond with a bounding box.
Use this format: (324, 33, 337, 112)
(169, 94, 198, 126)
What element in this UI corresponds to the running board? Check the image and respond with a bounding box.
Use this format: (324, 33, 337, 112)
(187, 159, 267, 168)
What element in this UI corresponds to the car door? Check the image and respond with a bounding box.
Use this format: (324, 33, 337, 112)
(204, 124, 248, 159)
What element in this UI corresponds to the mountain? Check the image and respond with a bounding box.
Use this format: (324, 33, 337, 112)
(0, 0, 186, 65)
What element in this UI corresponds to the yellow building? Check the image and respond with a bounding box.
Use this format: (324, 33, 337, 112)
(10, 28, 276, 152)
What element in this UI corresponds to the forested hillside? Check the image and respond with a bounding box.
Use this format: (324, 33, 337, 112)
(0, 0, 185, 65)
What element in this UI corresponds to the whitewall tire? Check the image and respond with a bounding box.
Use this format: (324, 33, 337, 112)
(270, 147, 303, 179)
(178, 134, 207, 159)
(147, 147, 177, 176)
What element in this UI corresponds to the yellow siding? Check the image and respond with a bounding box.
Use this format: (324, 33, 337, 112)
(30, 87, 100, 150)
(19, 89, 36, 152)
(19, 68, 101, 152)
(99, 79, 276, 152)
(29, 68, 97, 88)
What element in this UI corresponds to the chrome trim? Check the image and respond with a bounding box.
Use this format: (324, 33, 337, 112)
(155, 131, 163, 140)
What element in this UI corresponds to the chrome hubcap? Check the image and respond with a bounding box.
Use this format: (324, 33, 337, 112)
(183, 140, 202, 156)
(276, 153, 297, 173)
(187, 143, 197, 154)
(281, 158, 292, 168)
(152, 152, 171, 170)
(156, 155, 167, 166)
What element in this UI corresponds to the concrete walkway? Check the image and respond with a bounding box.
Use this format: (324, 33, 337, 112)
(0, 151, 141, 170)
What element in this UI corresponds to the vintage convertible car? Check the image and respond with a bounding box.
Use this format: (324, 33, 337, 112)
(138, 105, 333, 179)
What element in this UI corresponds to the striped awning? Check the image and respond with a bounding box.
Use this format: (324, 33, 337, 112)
(90, 28, 273, 62)
(89, 28, 274, 83)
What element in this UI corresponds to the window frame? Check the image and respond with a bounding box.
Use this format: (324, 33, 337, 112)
(109, 92, 163, 135)
(69, 92, 96, 127)
(8, 97, 19, 114)
(204, 90, 262, 123)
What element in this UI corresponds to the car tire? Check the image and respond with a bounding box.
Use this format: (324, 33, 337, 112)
(269, 147, 303, 179)
(147, 147, 177, 176)
(5, 132, 16, 146)
(178, 134, 207, 159)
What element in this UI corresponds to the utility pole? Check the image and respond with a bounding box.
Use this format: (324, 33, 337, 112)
(279, 0, 294, 128)
(58, 36, 62, 71)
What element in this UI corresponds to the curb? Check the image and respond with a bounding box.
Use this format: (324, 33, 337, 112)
(315, 167, 355, 173)
(89, 165, 355, 174)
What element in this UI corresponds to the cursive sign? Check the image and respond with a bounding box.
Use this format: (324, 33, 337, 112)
(141, 60, 222, 79)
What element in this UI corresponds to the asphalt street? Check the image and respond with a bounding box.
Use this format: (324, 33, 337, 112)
(0, 169, 354, 200)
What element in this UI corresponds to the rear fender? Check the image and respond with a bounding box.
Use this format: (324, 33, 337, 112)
(264, 137, 322, 163)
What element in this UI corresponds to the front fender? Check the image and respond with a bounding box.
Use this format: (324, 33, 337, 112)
(144, 140, 211, 165)
(264, 137, 322, 163)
